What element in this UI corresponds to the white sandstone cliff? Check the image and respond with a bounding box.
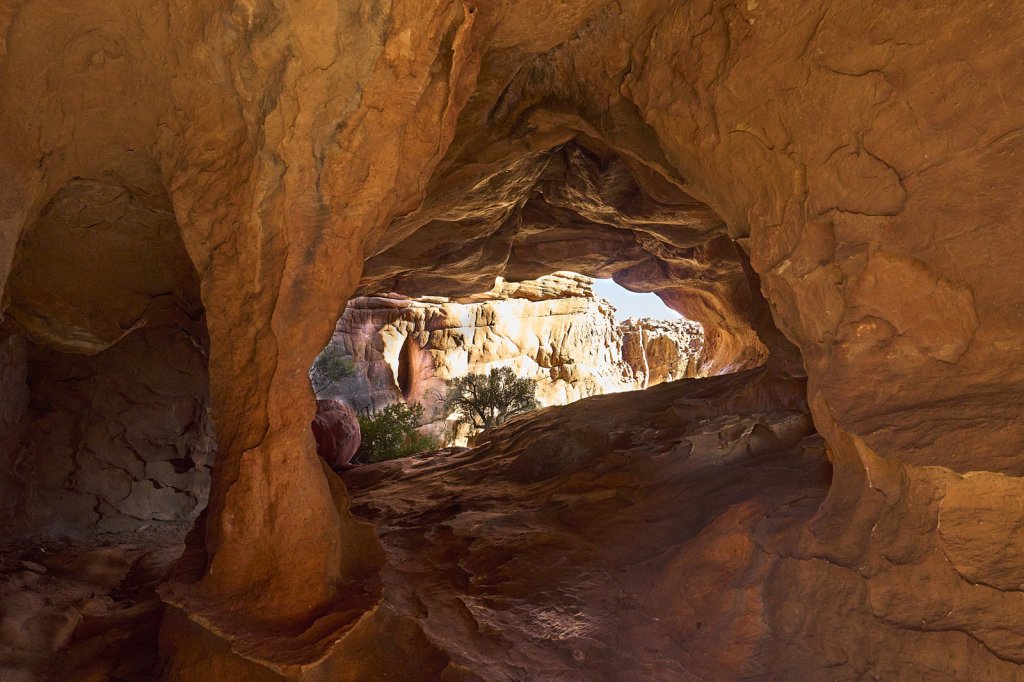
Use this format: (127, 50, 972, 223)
(322, 272, 704, 433)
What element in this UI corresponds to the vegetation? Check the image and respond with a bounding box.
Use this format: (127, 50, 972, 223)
(443, 366, 538, 433)
(357, 402, 439, 463)
(309, 345, 355, 395)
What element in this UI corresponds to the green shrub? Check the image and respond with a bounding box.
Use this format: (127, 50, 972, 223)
(443, 366, 538, 433)
(357, 402, 439, 463)
(310, 345, 355, 395)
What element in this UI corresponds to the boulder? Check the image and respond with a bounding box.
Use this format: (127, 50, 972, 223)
(311, 400, 361, 470)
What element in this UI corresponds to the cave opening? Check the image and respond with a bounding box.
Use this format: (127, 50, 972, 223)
(311, 143, 789, 460)
(6, 0, 1014, 675)
(307, 137, 819, 469)
(0, 179, 214, 677)
(300, 135, 833, 677)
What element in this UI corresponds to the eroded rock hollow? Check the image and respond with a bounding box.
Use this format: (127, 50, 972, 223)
(2, 0, 1024, 679)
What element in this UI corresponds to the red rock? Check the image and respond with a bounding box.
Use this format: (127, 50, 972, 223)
(2, 1, 1024, 679)
(311, 400, 361, 470)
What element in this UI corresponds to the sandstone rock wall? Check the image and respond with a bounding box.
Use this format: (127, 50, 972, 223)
(2, 0, 1024, 678)
(325, 273, 704, 430)
(0, 322, 214, 538)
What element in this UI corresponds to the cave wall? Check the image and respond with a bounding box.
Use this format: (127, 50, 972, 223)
(0, 323, 214, 538)
(604, 1, 1024, 472)
(0, 161, 214, 540)
(1, 0, 1024, 678)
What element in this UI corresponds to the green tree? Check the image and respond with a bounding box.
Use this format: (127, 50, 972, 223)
(309, 345, 355, 395)
(357, 402, 438, 463)
(443, 366, 538, 432)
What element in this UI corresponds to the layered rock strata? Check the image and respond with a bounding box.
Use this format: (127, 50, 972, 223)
(325, 272, 703, 428)
(0, 0, 1023, 679)
(344, 370, 834, 680)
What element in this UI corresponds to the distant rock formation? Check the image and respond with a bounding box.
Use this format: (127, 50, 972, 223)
(619, 318, 704, 388)
(321, 272, 704, 432)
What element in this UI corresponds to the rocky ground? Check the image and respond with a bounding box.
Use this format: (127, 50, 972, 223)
(0, 524, 188, 681)
(344, 370, 832, 680)
(0, 370, 827, 681)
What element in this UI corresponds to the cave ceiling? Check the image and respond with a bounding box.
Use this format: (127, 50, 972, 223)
(2, 0, 1024, 678)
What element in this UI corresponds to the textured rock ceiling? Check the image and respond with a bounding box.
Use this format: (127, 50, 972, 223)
(2, 0, 1024, 678)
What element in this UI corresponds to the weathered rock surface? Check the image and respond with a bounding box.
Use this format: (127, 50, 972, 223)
(0, 321, 214, 538)
(1, 0, 1024, 679)
(326, 272, 704, 429)
(344, 371, 833, 680)
(311, 400, 361, 469)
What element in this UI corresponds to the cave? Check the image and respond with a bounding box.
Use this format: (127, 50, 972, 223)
(0, 179, 214, 676)
(3, 2, 1024, 680)
(1, 179, 213, 534)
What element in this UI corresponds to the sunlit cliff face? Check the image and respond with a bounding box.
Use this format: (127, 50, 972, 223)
(2, 0, 1024, 679)
(314, 272, 707, 443)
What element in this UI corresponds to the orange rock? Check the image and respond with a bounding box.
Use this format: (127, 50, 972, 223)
(2, 0, 1024, 677)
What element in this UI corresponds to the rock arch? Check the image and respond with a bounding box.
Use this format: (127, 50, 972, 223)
(0, 0, 1023, 678)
